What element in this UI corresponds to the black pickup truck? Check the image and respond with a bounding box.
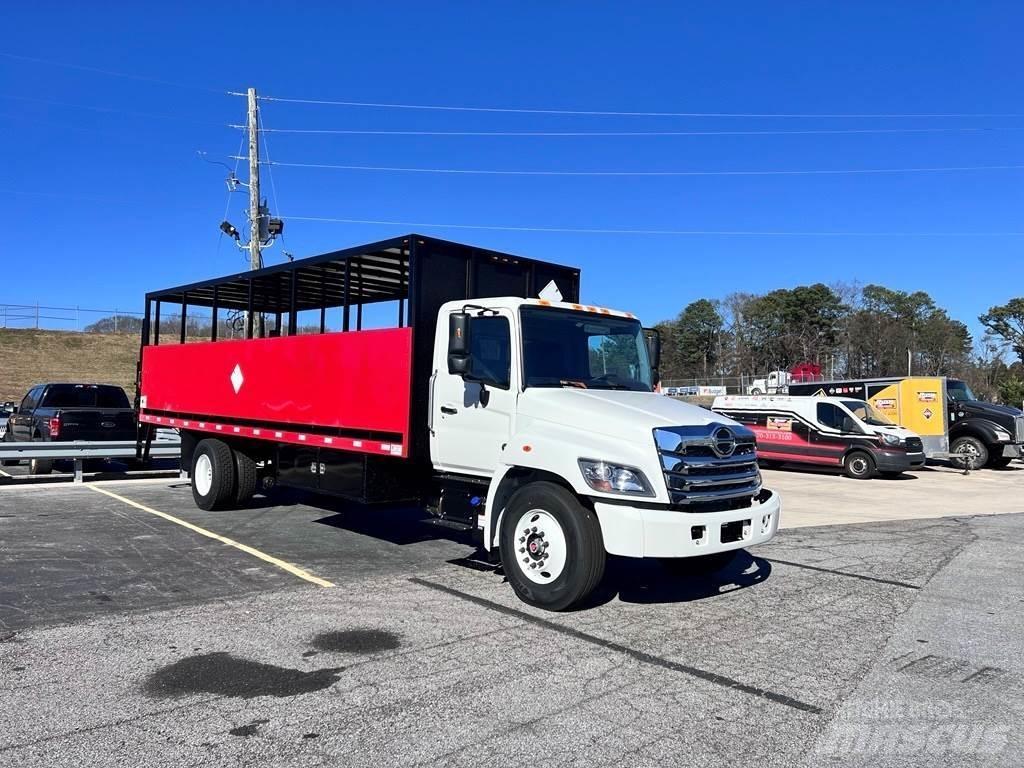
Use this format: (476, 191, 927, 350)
(1, 383, 137, 474)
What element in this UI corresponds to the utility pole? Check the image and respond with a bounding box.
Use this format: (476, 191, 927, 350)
(247, 88, 261, 273)
(246, 87, 263, 336)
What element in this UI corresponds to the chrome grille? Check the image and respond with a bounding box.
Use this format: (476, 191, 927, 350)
(1015, 415, 1024, 443)
(654, 424, 761, 508)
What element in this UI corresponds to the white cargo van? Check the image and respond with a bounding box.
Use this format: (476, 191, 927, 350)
(712, 395, 926, 479)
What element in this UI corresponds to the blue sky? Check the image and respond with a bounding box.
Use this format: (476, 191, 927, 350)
(2, 2, 1022, 338)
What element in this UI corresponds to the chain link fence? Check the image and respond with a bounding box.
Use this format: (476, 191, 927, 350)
(0, 303, 145, 333)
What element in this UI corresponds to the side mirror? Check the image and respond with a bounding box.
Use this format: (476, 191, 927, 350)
(644, 328, 661, 370)
(447, 312, 473, 376)
(842, 416, 858, 433)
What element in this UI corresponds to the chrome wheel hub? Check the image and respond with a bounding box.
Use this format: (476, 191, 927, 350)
(513, 509, 566, 584)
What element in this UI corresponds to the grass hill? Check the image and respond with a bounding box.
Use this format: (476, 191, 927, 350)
(0, 329, 139, 402)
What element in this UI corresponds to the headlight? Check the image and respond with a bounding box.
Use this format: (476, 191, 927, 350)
(880, 433, 901, 447)
(578, 459, 654, 496)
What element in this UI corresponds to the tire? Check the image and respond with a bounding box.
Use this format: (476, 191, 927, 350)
(191, 439, 236, 511)
(950, 436, 989, 470)
(987, 454, 1012, 469)
(843, 450, 875, 479)
(233, 447, 258, 505)
(29, 457, 53, 475)
(662, 550, 737, 576)
(499, 481, 605, 612)
(750, 388, 763, 395)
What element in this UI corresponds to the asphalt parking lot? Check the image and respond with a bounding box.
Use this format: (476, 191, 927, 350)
(1, 466, 1022, 767)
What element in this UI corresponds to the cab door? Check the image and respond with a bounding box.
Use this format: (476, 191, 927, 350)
(10, 387, 40, 441)
(431, 309, 517, 476)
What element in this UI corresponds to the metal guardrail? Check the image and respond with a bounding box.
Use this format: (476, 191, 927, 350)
(0, 440, 181, 483)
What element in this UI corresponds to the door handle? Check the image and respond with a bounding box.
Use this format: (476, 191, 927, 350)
(440, 406, 458, 415)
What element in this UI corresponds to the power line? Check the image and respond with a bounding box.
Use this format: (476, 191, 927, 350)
(0, 93, 225, 126)
(258, 110, 281, 223)
(279, 215, 1024, 237)
(240, 159, 1024, 177)
(219, 126, 248, 258)
(0, 51, 227, 94)
(239, 126, 1024, 137)
(246, 93, 1024, 119)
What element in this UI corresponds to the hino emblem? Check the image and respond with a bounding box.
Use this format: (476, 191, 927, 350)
(711, 426, 736, 457)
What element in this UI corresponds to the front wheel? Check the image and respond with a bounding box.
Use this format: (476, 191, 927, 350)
(843, 450, 875, 479)
(499, 482, 605, 612)
(29, 457, 52, 475)
(191, 439, 236, 510)
(950, 436, 989, 470)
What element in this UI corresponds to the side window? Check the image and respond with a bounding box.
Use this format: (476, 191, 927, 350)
(20, 387, 40, 413)
(469, 316, 511, 389)
(816, 402, 843, 431)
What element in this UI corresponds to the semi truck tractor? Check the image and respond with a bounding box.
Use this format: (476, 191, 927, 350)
(136, 235, 780, 610)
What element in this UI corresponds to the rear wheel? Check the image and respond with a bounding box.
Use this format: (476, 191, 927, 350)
(233, 447, 258, 505)
(950, 436, 988, 470)
(843, 450, 875, 479)
(191, 439, 235, 510)
(499, 482, 605, 612)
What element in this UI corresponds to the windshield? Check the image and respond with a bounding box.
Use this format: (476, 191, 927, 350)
(947, 380, 976, 402)
(521, 307, 652, 391)
(841, 399, 896, 427)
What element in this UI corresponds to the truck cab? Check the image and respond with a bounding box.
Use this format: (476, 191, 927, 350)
(433, 297, 780, 608)
(747, 370, 789, 395)
(945, 379, 1024, 469)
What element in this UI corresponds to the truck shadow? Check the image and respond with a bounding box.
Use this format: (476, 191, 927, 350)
(583, 550, 773, 607)
(301, 496, 478, 548)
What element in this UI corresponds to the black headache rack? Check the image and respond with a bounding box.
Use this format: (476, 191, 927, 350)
(139, 234, 581, 464)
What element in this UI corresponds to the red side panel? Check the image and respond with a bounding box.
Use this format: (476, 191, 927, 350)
(140, 328, 413, 456)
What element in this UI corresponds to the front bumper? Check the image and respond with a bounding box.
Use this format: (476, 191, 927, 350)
(593, 489, 781, 559)
(874, 449, 926, 472)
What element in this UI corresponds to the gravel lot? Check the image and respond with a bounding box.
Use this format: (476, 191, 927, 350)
(0, 465, 1021, 767)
